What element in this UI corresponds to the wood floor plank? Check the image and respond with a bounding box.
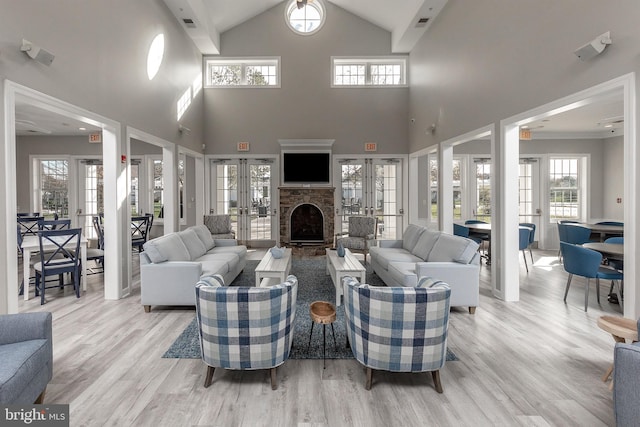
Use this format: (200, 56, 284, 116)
(16, 250, 619, 426)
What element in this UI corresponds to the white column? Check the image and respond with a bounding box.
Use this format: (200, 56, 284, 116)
(439, 144, 453, 233)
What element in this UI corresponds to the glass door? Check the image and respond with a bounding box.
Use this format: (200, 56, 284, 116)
(77, 160, 103, 240)
(336, 158, 403, 239)
(210, 157, 277, 245)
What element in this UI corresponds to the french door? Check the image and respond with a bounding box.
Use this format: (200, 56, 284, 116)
(335, 157, 404, 240)
(210, 157, 278, 246)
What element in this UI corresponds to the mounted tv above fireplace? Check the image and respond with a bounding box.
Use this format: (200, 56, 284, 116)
(282, 152, 331, 184)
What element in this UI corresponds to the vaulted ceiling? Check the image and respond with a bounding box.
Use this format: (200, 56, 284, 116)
(161, 0, 449, 54)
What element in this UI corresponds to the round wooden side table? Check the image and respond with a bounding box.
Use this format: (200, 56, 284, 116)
(597, 315, 638, 389)
(308, 301, 337, 369)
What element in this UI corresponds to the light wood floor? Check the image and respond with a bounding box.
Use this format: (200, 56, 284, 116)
(17, 249, 623, 426)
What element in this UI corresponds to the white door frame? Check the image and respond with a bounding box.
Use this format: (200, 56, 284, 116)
(2, 80, 125, 313)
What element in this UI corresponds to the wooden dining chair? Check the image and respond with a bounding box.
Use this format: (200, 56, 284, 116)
(34, 228, 82, 305)
(131, 215, 150, 252)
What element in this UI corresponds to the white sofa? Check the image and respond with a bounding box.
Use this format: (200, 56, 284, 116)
(369, 224, 480, 314)
(139, 225, 247, 312)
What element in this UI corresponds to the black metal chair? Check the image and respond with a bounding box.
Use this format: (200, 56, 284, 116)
(131, 215, 150, 252)
(34, 228, 82, 305)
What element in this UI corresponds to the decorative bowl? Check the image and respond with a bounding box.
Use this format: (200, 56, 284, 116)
(270, 246, 285, 259)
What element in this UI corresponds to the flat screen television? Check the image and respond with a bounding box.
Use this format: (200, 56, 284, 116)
(282, 152, 331, 184)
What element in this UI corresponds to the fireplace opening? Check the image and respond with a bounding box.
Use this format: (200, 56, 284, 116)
(290, 203, 324, 242)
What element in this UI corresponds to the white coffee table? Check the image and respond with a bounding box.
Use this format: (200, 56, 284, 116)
(255, 248, 293, 287)
(325, 248, 366, 306)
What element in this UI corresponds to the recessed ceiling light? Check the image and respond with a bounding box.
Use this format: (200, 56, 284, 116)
(79, 127, 86, 131)
(521, 125, 529, 129)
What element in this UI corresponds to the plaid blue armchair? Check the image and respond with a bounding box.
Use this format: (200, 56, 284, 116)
(195, 274, 298, 390)
(342, 276, 451, 392)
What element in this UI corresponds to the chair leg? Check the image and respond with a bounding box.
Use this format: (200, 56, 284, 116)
(330, 323, 337, 351)
(365, 367, 373, 390)
(270, 367, 277, 390)
(432, 370, 443, 393)
(522, 250, 529, 273)
(529, 247, 534, 264)
(596, 278, 600, 304)
(563, 274, 573, 303)
(307, 322, 315, 352)
(204, 366, 215, 388)
(584, 278, 590, 312)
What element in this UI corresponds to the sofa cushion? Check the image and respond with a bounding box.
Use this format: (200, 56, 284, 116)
(204, 245, 248, 259)
(402, 224, 425, 253)
(370, 247, 424, 271)
(200, 260, 230, 277)
(427, 233, 479, 264)
(387, 262, 418, 287)
(143, 233, 190, 263)
(198, 252, 239, 273)
(0, 339, 49, 404)
(411, 229, 441, 261)
(178, 229, 208, 260)
(191, 225, 215, 250)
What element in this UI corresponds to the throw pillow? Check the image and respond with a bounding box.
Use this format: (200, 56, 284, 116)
(197, 274, 225, 288)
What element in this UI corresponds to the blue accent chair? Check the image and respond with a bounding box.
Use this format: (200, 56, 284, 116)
(560, 242, 623, 311)
(343, 276, 451, 392)
(195, 275, 298, 390)
(0, 312, 53, 404)
(519, 222, 536, 263)
(519, 226, 532, 272)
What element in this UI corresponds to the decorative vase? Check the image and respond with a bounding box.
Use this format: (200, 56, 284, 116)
(337, 241, 345, 257)
(270, 246, 284, 259)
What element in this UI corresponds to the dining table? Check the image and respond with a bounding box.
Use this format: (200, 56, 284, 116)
(565, 222, 623, 242)
(21, 234, 88, 301)
(582, 242, 624, 261)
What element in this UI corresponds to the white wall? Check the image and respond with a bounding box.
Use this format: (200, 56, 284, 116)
(603, 135, 624, 219)
(0, 0, 204, 152)
(204, 2, 409, 155)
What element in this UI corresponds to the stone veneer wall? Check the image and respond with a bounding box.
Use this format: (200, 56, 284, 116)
(280, 187, 335, 256)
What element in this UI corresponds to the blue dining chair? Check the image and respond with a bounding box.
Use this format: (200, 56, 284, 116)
(519, 222, 536, 263)
(560, 242, 623, 311)
(34, 228, 82, 305)
(465, 219, 489, 255)
(604, 236, 624, 302)
(519, 226, 532, 272)
(453, 223, 470, 238)
(564, 224, 593, 245)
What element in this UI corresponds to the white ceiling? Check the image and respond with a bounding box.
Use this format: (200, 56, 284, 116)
(15, 101, 102, 136)
(161, 0, 449, 54)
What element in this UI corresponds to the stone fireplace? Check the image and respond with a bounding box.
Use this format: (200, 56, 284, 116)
(280, 187, 334, 256)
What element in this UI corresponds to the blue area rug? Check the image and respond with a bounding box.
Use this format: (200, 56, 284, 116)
(163, 258, 458, 361)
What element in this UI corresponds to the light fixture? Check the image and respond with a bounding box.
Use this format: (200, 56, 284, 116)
(20, 39, 55, 66)
(178, 124, 191, 135)
(574, 31, 611, 60)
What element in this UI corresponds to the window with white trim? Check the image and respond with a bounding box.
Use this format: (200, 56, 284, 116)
(549, 157, 581, 221)
(474, 159, 491, 222)
(332, 57, 408, 87)
(205, 58, 280, 87)
(39, 159, 69, 218)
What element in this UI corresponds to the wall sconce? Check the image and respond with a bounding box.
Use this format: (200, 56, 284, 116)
(21, 39, 55, 66)
(574, 31, 611, 60)
(178, 124, 191, 135)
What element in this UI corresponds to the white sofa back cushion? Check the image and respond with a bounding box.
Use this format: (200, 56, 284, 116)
(411, 229, 441, 261)
(179, 229, 208, 260)
(402, 224, 425, 253)
(191, 225, 216, 250)
(143, 233, 191, 263)
(427, 233, 479, 264)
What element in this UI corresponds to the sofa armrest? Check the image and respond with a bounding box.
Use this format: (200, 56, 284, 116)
(377, 239, 403, 249)
(141, 261, 202, 284)
(416, 262, 479, 280)
(213, 239, 238, 247)
(0, 312, 52, 346)
(614, 342, 640, 425)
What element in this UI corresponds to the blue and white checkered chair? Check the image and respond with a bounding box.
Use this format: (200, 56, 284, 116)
(195, 274, 298, 390)
(342, 276, 451, 392)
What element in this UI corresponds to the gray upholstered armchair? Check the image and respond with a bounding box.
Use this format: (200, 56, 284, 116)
(613, 318, 640, 426)
(343, 276, 451, 391)
(335, 216, 377, 263)
(195, 274, 298, 390)
(203, 214, 236, 239)
(0, 312, 53, 404)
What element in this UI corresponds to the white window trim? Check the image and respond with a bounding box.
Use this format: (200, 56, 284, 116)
(204, 57, 281, 88)
(147, 155, 164, 224)
(547, 154, 589, 223)
(285, 0, 326, 36)
(331, 56, 409, 88)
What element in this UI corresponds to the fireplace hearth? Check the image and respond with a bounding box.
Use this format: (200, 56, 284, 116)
(280, 187, 335, 255)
